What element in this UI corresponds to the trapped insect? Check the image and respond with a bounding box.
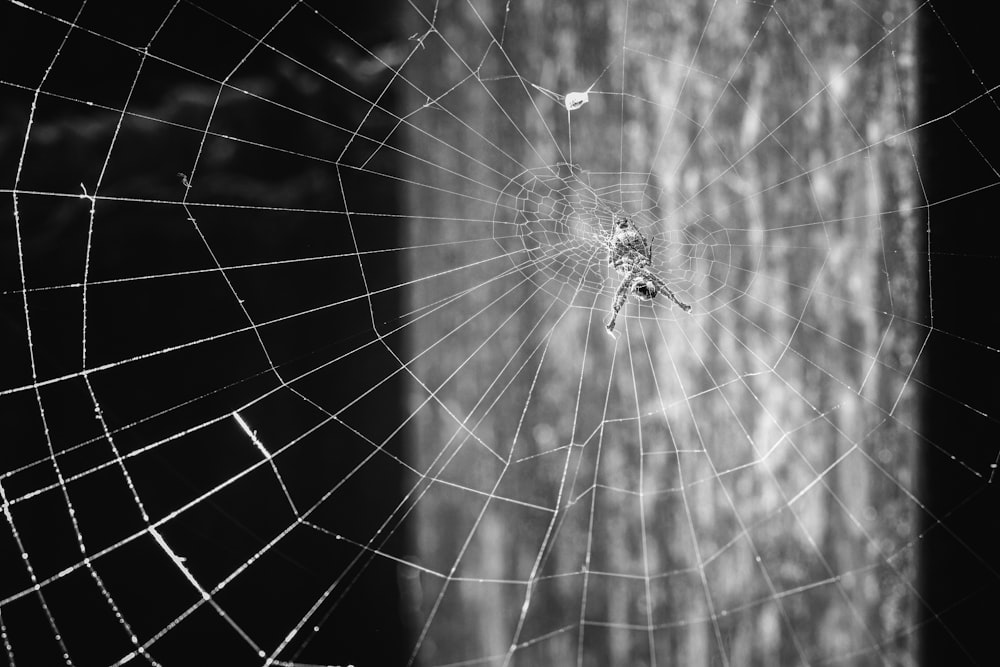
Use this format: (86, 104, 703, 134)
(603, 214, 691, 334)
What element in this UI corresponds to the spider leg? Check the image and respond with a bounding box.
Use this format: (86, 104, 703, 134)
(605, 272, 634, 334)
(645, 268, 692, 312)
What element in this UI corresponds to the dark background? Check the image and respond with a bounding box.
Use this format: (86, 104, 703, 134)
(1, 1, 409, 665)
(919, 2, 1000, 665)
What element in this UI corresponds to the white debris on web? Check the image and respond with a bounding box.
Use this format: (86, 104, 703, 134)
(232, 411, 300, 516)
(233, 410, 270, 458)
(563, 89, 590, 111)
(526, 59, 614, 112)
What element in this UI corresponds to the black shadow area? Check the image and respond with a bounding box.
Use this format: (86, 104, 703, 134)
(919, 3, 1000, 666)
(1, 1, 408, 665)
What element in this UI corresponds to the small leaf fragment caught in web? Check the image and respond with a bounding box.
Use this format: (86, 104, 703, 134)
(564, 90, 590, 111)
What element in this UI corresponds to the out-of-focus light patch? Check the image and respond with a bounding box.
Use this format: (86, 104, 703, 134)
(828, 67, 849, 102)
(329, 42, 408, 83)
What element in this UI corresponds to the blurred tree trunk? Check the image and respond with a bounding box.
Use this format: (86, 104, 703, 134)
(401, 1, 919, 665)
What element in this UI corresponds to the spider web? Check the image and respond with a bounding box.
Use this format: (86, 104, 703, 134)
(1, 0, 999, 666)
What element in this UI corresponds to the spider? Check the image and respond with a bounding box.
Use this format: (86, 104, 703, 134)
(602, 213, 691, 334)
